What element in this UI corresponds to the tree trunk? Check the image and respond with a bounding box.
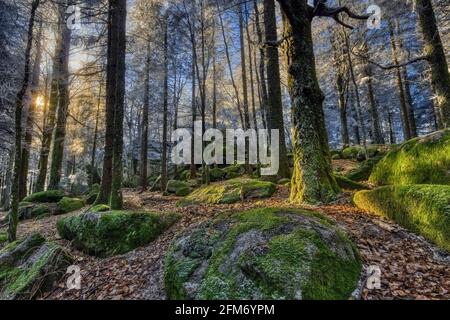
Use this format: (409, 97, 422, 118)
(264, 0, 290, 179)
(109, 0, 127, 209)
(19, 20, 43, 200)
(9, 0, 40, 242)
(161, 17, 169, 192)
(336, 73, 350, 148)
(90, 84, 102, 188)
(190, 39, 197, 179)
(415, 0, 450, 128)
(48, 1, 73, 190)
(402, 66, 418, 137)
(140, 41, 151, 191)
(278, 1, 339, 204)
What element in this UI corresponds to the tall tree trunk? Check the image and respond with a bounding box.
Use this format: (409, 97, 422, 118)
(388, 20, 413, 140)
(109, 0, 127, 209)
(415, 0, 450, 128)
(90, 84, 102, 187)
(279, 1, 339, 204)
(253, 0, 269, 130)
(264, 0, 290, 179)
(190, 40, 197, 178)
(161, 17, 169, 192)
(19, 20, 43, 200)
(140, 41, 151, 191)
(9, 0, 40, 242)
(239, 8, 251, 131)
(402, 66, 418, 137)
(48, 0, 73, 190)
(336, 73, 350, 148)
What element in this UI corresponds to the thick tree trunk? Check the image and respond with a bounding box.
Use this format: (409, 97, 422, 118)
(140, 42, 151, 191)
(48, 1, 73, 190)
(415, 0, 450, 128)
(9, 0, 40, 242)
(264, 0, 290, 179)
(279, 1, 339, 204)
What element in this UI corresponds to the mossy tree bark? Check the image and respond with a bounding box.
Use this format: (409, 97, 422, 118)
(415, 0, 450, 128)
(278, 1, 340, 204)
(48, 0, 73, 190)
(9, 0, 40, 242)
(264, 0, 291, 179)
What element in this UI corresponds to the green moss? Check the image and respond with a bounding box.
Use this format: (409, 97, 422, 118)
(90, 204, 110, 213)
(178, 178, 276, 206)
(342, 145, 382, 161)
(23, 190, 65, 203)
(209, 168, 226, 182)
(86, 184, 100, 205)
(345, 156, 383, 182)
(334, 175, 370, 191)
(165, 208, 361, 300)
(0, 233, 7, 244)
(122, 176, 140, 188)
(58, 211, 180, 257)
(369, 130, 450, 186)
(180, 170, 192, 181)
(30, 204, 51, 218)
(354, 185, 450, 252)
(57, 197, 85, 214)
(223, 164, 246, 179)
(277, 178, 291, 186)
(166, 180, 192, 196)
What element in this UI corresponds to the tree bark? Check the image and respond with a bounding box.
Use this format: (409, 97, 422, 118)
(140, 41, 151, 191)
(9, 0, 40, 242)
(415, 0, 450, 128)
(161, 16, 169, 192)
(278, 1, 339, 204)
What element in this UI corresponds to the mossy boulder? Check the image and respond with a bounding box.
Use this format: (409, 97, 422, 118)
(178, 178, 276, 206)
(334, 175, 370, 191)
(223, 164, 246, 179)
(23, 190, 65, 204)
(18, 203, 52, 220)
(57, 197, 85, 214)
(166, 180, 192, 197)
(354, 185, 450, 252)
(85, 184, 100, 205)
(0, 233, 6, 245)
(342, 145, 382, 161)
(90, 204, 110, 213)
(57, 211, 180, 257)
(345, 156, 383, 182)
(209, 168, 227, 182)
(0, 233, 72, 300)
(164, 208, 362, 300)
(370, 130, 450, 186)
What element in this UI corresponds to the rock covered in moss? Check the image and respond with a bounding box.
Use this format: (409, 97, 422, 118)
(370, 130, 450, 186)
(23, 190, 65, 203)
(345, 156, 383, 182)
(57, 211, 180, 257)
(223, 164, 246, 179)
(354, 185, 450, 252)
(0, 233, 6, 245)
(209, 168, 226, 182)
(165, 208, 361, 300)
(334, 175, 370, 191)
(0, 233, 72, 300)
(178, 178, 276, 206)
(166, 180, 192, 197)
(57, 197, 85, 214)
(18, 203, 53, 220)
(85, 184, 100, 205)
(90, 204, 110, 213)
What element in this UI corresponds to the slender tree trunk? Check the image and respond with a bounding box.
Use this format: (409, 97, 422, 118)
(415, 0, 450, 128)
(140, 41, 151, 191)
(190, 41, 197, 178)
(264, 0, 290, 179)
(279, 1, 339, 204)
(19, 20, 43, 200)
(336, 73, 350, 147)
(109, 0, 127, 209)
(8, 0, 40, 242)
(90, 84, 102, 187)
(48, 1, 73, 190)
(161, 17, 169, 192)
(402, 66, 418, 137)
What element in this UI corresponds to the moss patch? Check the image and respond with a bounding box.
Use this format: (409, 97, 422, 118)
(223, 164, 246, 179)
(166, 180, 192, 197)
(164, 208, 361, 300)
(85, 184, 100, 205)
(57, 211, 180, 257)
(90, 204, 110, 213)
(345, 156, 383, 182)
(370, 130, 450, 186)
(354, 185, 450, 252)
(209, 168, 226, 182)
(0, 233, 72, 300)
(23, 190, 65, 203)
(57, 197, 85, 214)
(178, 178, 276, 206)
(334, 175, 370, 191)
(0, 233, 6, 245)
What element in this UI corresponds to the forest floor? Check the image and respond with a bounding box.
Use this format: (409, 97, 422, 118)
(0, 162, 449, 300)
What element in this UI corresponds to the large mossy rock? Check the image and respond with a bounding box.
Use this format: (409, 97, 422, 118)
(57, 197, 85, 214)
(178, 178, 276, 206)
(0, 233, 72, 300)
(166, 180, 192, 197)
(370, 130, 450, 186)
(57, 211, 180, 257)
(23, 190, 65, 203)
(165, 208, 362, 300)
(341, 145, 383, 161)
(223, 164, 246, 179)
(18, 195, 85, 221)
(209, 168, 227, 182)
(345, 156, 383, 182)
(334, 175, 370, 191)
(354, 185, 450, 252)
